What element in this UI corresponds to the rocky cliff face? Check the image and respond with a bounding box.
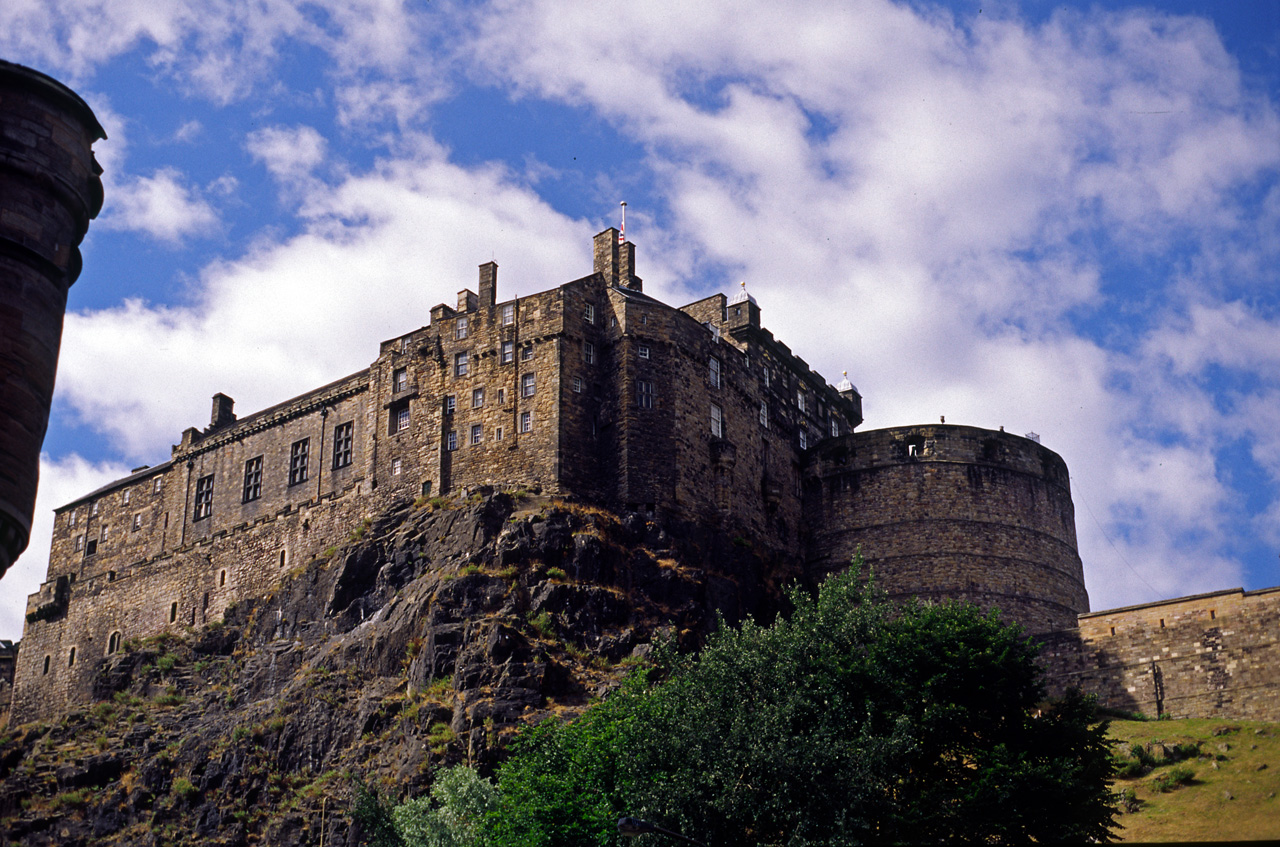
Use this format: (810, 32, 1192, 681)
(0, 491, 799, 846)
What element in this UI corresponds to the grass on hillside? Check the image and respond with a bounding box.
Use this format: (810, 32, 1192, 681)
(1108, 717, 1280, 842)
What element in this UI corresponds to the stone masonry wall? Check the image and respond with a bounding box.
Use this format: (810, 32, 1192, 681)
(1040, 586, 1280, 720)
(804, 425, 1089, 634)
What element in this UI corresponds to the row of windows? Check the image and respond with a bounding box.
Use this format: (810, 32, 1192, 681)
(192, 422, 355, 521)
(67, 477, 163, 527)
(442, 298, 596, 345)
(444, 413, 533, 450)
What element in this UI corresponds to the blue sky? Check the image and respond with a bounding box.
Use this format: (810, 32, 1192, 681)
(3, 0, 1279, 640)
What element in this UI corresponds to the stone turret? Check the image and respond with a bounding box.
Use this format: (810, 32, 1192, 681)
(0, 60, 105, 580)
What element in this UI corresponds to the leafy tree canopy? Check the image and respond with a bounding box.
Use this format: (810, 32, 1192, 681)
(371, 566, 1118, 846)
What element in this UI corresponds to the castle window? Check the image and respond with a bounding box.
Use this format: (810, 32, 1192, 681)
(642, 314, 648, 325)
(711, 403, 723, 438)
(42, 655, 50, 675)
(520, 411, 532, 433)
(400, 336, 410, 353)
(289, 439, 310, 485)
(760, 402, 768, 428)
(154, 478, 162, 494)
(446, 431, 458, 451)
(584, 303, 595, 324)
(495, 426, 504, 442)
(91, 501, 99, 517)
(584, 341, 595, 365)
(522, 373, 536, 397)
(123, 489, 131, 505)
(573, 377, 583, 393)
(830, 419, 840, 438)
(108, 632, 121, 654)
(243, 456, 263, 502)
(280, 550, 287, 567)
(392, 458, 402, 475)
(800, 430, 808, 450)
(763, 368, 770, 388)
(638, 345, 650, 360)
(501, 341, 514, 364)
(471, 424, 483, 445)
(521, 345, 533, 361)
(497, 389, 506, 405)
(445, 395, 456, 414)
(797, 390, 807, 414)
(132, 514, 142, 531)
(101, 525, 110, 542)
(75, 535, 83, 552)
(86, 539, 98, 556)
(108, 570, 115, 582)
(396, 406, 411, 433)
(1160, 619, 1165, 628)
(170, 602, 178, 623)
(393, 367, 408, 393)
(455, 351, 469, 377)
(709, 357, 721, 388)
(456, 316, 469, 340)
(68, 646, 76, 667)
(219, 570, 226, 587)
(637, 380, 654, 409)
(472, 387, 485, 408)
(1210, 609, 1216, 620)
(501, 303, 514, 325)
(194, 475, 214, 520)
(69, 510, 76, 527)
(333, 422, 354, 469)
(1110, 626, 1116, 636)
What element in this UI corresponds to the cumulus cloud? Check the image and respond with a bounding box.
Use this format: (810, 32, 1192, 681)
(100, 168, 221, 242)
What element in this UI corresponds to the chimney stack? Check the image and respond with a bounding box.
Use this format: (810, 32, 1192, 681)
(210, 393, 236, 429)
(479, 262, 497, 308)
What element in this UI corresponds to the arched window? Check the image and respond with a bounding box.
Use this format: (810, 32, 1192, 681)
(220, 569, 227, 587)
(42, 655, 50, 675)
(108, 631, 121, 654)
(68, 646, 76, 667)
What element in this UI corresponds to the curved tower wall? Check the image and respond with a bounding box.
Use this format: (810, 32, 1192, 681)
(0, 60, 105, 579)
(804, 425, 1088, 634)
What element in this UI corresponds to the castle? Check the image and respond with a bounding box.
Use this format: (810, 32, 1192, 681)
(6, 65, 1279, 727)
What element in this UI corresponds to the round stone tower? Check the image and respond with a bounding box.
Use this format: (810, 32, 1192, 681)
(0, 60, 105, 580)
(803, 424, 1088, 634)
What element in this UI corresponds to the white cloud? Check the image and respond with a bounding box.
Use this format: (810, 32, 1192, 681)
(246, 124, 330, 193)
(101, 167, 220, 242)
(0, 454, 132, 642)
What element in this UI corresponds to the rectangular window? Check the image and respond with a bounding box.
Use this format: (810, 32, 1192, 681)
(522, 372, 536, 397)
(709, 357, 721, 388)
(521, 345, 533, 361)
(471, 423, 483, 445)
(760, 401, 769, 428)
(830, 419, 840, 438)
(394, 367, 408, 393)
(497, 388, 506, 405)
(637, 380, 654, 409)
(472, 387, 485, 408)
(445, 395, 456, 414)
(154, 478, 163, 494)
(290, 439, 310, 485)
(799, 430, 809, 450)
(584, 303, 595, 323)
(764, 368, 771, 388)
(584, 341, 595, 365)
(75, 535, 83, 551)
(392, 458, 402, 475)
(520, 411, 532, 433)
(446, 431, 457, 451)
(501, 341, 514, 364)
(456, 316, 468, 339)
(638, 345, 650, 360)
(69, 511, 76, 527)
(396, 406, 411, 432)
(194, 475, 214, 521)
(91, 502, 99, 517)
(333, 422, 354, 469)
(573, 377, 583, 393)
(132, 514, 142, 531)
(501, 303, 514, 325)
(455, 351, 469, 377)
(495, 426, 504, 442)
(711, 403, 723, 438)
(243, 456, 263, 502)
(86, 539, 97, 556)
(123, 489, 131, 505)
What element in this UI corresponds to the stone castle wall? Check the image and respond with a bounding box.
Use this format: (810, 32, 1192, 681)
(803, 425, 1089, 634)
(1040, 586, 1280, 720)
(0, 60, 105, 578)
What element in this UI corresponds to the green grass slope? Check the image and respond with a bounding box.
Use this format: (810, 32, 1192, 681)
(1108, 718, 1280, 842)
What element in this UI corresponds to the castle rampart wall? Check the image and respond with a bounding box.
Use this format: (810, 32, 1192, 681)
(804, 425, 1088, 634)
(1040, 586, 1280, 720)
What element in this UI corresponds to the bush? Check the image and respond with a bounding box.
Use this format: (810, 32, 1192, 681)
(172, 776, 199, 801)
(529, 611, 555, 640)
(1152, 765, 1196, 792)
(156, 653, 179, 672)
(545, 566, 567, 581)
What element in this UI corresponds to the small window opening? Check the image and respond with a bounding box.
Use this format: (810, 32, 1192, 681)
(108, 570, 116, 582)
(169, 602, 178, 623)
(1209, 609, 1216, 620)
(43, 655, 50, 675)
(68, 646, 76, 667)
(220, 569, 227, 587)
(108, 631, 121, 654)
(279, 550, 287, 568)
(1109, 626, 1116, 636)
(1159, 619, 1165, 628)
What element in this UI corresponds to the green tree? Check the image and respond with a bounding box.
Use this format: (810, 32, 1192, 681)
(486, 565, 1118, 846)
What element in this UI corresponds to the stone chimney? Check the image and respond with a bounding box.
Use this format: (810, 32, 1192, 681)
(478, 262, 498, 308)
(210, 393, 236, 429)
(593, 228, 620, 284)
(457, 289, 478, 312)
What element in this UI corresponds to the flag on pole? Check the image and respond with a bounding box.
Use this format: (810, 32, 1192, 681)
(619, 201, 627, 244)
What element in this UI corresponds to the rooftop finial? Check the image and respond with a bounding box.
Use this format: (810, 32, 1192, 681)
(729, 280, 757, 306)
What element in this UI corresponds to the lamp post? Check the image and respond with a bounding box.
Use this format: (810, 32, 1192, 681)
(617, 816, 707, 847)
